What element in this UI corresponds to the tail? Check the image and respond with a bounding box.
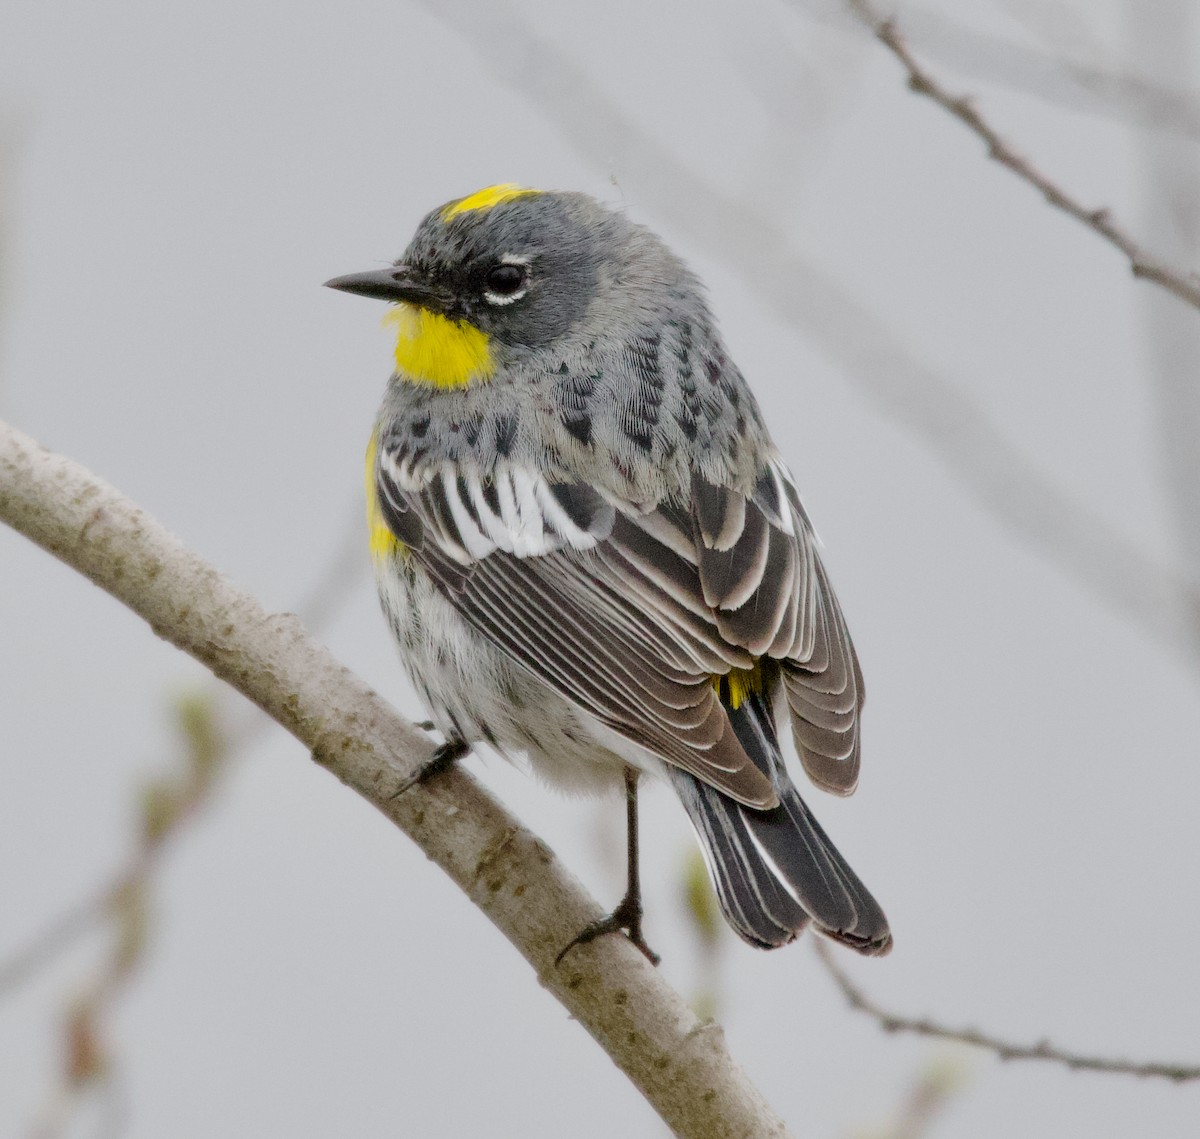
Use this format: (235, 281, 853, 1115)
(669, 690, 892, 954)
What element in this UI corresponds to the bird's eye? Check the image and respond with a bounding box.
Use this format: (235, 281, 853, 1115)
(483, 262, 528, 305)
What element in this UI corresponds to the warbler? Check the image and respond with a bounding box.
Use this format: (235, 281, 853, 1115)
(327, 184, 891, 961)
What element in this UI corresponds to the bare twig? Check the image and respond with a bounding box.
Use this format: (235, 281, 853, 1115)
(811, 2, 1200, 143)
(0, 417, 793, 1139)
(417, 0, 1200, 670)
(24, 693, 230, 1138)
(814, 941, 1200, 1083)
(5, 508, 366, 1135)
(851, 1051, 969, 1139)
(884, 1056, 966, 1139)
(680, 847, 725, 1022)
(845, 0, 1200, 313)
(0, 511, 364, 1000)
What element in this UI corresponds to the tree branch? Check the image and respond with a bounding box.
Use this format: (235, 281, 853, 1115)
(845, 0, 1200, 314)
(0, 417, 792, 1139)
(814, 942, 1200, 1083)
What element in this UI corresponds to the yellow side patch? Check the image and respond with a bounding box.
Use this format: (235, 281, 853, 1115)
(714, 661, 763, 711)
(384, 303, 495, 389)
(440, 183, 539, 221)
(364, 432, 404, 560)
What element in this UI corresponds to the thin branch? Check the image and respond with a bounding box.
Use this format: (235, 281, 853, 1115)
(856, 1051, 969, 1139)
(805, 2, 1200, 144)
(5, 514, 366, 1135)
(23, 693, 231, 1138)
(885, 1062, 963, 1139)
(0, 513, 365, 999)
(0, 417, 793, 1139)
(814, 941, 1200, 1083)
(845, 0, 1200, 314)
(417, 0, 1200, 670)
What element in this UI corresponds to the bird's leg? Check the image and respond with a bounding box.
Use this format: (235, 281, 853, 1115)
(410, 719, 469, 780)
(556, 767, 661, 966)
(419, 736, 470, 781)
(388, 733, 468, 800)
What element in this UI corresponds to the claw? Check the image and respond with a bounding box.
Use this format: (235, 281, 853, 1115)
(420, 737, 469, 781)
(556, 891, 660, 966)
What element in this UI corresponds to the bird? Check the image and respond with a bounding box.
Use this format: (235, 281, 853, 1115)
(326, 184, 891, 963)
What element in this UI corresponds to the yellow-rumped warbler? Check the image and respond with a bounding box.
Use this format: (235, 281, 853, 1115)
(327, 184, 891, 962)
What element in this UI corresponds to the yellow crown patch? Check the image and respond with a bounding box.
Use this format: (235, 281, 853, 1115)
(441, 183, 539, 221)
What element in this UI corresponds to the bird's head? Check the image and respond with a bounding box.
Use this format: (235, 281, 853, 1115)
(326, 184, 693, 389)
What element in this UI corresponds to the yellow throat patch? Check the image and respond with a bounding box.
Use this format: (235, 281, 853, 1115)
(441, 182, 539, 220)
(384, 304, 494, 390)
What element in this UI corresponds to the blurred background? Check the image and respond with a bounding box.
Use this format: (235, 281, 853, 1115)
(3, 0, 1200, 1135)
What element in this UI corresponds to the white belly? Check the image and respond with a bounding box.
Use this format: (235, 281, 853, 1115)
(375, 555, 665, 796)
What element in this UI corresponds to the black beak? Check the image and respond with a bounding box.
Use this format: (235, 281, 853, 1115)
(324, 265, 449, 310)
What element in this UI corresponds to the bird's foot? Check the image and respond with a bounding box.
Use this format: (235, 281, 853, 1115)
(556, 891, 660, 967)
(419, 737, 469, 782)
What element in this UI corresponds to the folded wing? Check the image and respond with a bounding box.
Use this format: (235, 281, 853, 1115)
(374, 442, 864, 803)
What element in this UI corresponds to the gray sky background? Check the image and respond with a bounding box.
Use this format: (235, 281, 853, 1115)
(3, 1, 1200, 1136)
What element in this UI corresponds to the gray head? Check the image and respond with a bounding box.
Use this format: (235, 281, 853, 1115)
(326, 185, 702, 370)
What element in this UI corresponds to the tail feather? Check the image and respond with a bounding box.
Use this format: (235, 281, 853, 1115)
(670, 689, 892, 955)
(672, 769, 811, 948)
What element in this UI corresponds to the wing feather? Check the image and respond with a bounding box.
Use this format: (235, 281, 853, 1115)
(373, 442, 864, 804)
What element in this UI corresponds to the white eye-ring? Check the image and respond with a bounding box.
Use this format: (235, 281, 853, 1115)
(483, 253, 531, 305)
